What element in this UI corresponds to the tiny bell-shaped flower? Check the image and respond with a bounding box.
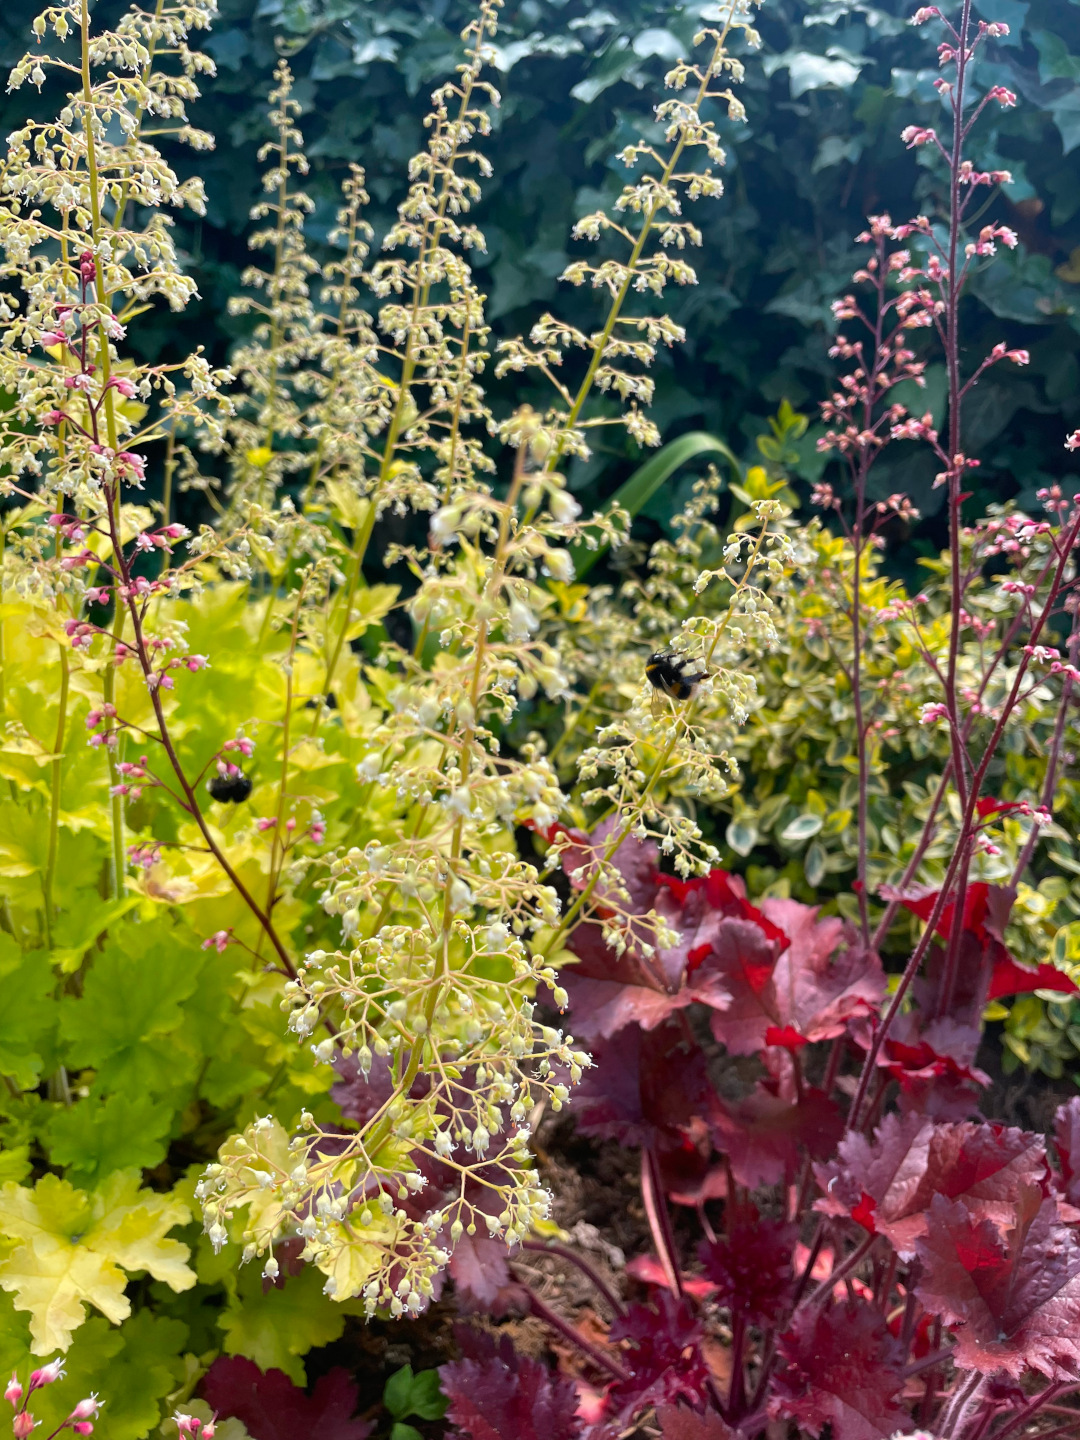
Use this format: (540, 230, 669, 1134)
(4, 1375, 21, 1407)
(12, 1410, 36, 1439)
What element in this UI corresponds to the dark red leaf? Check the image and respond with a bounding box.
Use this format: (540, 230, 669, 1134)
(1055, 1098, 1080, 1209)
(607, 1292, 711, 1416)
(987, 955, 1079, 1001)
(570, 1021, 716, 1153)
(760, 898, 885, 1043)
(656, 1405, 738, 1440)
(715, 1082, 843, 1189)
(441, 1333, 582, 1440)
(916, 1188, 1080, 1378)
(201, 1357, 372, 1440)
(816, 1114, 1048, 1258)
(770, 1301, 906, 1440)
(698, 1206, 797, 1326)
(656, 868, 790, 950)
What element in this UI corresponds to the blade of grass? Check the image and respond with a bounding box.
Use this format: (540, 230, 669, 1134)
(571, 431, 739, 578)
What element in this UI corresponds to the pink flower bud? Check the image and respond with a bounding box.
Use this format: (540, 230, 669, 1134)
(5, 1374, 22, 1406)
(69, 1397, 100, 1421)
(40, 331, 66, 348)
(110, 377, 136, 398)
(43, 410, 65, 425)
(12, 1410, 36, 1438)
(28, 1361, 64, 1389)
(203, 1420, 216, 1439)
(72, 1424, 94, 1435)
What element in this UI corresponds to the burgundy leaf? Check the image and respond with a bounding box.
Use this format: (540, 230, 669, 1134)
(656, 1405, 738, 1439)
(570, 1021, 716, 1153)
(916, 1188, 1080, 1378)
(815, 1114, 1047, 1257)
(656, 869, 789, 951)
(715, 1082, 843, 1189)
(201, 1357, 372, 1440)
(760, 897, 886, 1043)
(1055, 1097, 1080, 1208)
(698, 1205, 796, 1326)
(607, 1291, 711, 1416)
(332, 1051, 429, 1125)
(770, 1301, 906, 1440)
(883, 880, 1077, 1006)
(878, 1038, 988, 1121)
(563, 832, 787, 1041)
(702, 920, 782, 1056)
(441, 1333, 582, 1440)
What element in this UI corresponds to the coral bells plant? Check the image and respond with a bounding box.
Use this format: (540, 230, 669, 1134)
(430, 6, 1080, 1440)
(0, 0, 1078, 1434)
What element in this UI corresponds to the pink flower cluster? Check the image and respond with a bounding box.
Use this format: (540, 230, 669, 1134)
(6, 1362, 102, 1438)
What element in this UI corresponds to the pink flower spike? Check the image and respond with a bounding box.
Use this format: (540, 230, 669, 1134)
(164, 523, 190, 540)
(185, 655, 209, 672)
(909, 5, 940, 20)
(5, 1374, 22, 1406)
(174, 1415, 202, 1437)
(919, 702, 949, 726)
(1007, 349, 1030, 365)
(202, 1420, 216, 1440)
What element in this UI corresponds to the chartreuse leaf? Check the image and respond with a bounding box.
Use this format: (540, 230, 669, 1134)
(0, 1170, 195, 1353)
(0, 1294, 189, 1440)
(44, 1093, 174, 1186)
(0, 937, 57, 1089)
(58, 917, 206, 1098)
(216, 1258, 356, 1386)
(571, 431, 740, 579)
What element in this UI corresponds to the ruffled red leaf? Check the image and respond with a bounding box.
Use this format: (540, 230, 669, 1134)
(440, 1332, 582, 1440)
(201, 1357, 372, 1440)
(714, 1082, 843, 1189)
(1055, 1097, 1080, 1209)
(916, 1188, 1080, 1378)
(570, 1021, 716, 1153)
(656, 1406, 738, 1440)
(770, 1301, 906, 1440)
(760, 898, 886, 1042)
(698, 1205, 797, 1326)
(883, 880, 1077, 1006)
(607, 1292, 711, 1416)
(816, 1114, 1047, 1258)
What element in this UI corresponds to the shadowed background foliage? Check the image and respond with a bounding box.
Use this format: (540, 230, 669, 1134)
(2, 0, 1078, 552)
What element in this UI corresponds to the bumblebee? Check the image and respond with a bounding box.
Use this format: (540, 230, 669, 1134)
(645, 651, 708, 702)
(208, 770, 253, 804)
